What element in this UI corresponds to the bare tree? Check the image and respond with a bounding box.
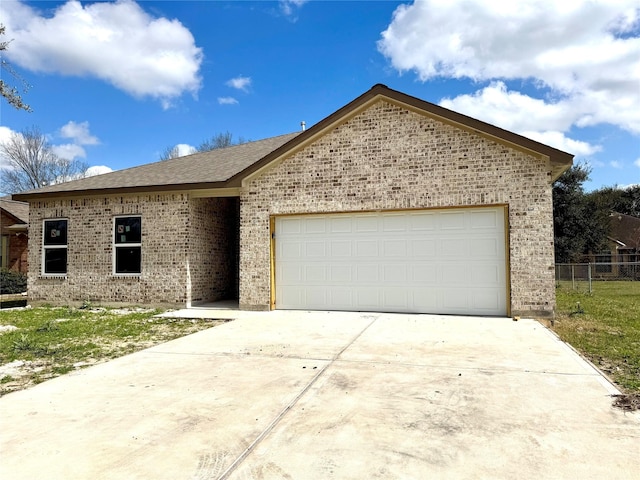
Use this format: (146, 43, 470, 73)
(0, 126, 88, 193)
(158, 145, 182, 162)
(0, 25, 32, 112)
(159, 131, 247, 161)
(198, 132, 237, 151)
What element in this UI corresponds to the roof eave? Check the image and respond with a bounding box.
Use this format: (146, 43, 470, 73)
(12, 181, 237, 201)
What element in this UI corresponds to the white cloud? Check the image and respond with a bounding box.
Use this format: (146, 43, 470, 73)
(174, 144, 197, 157)
(379, 0, 640, 134)
(280, 0, 308, 17)
(85, 165, 113, 176)
(60, 121, 99, 145)
(439, 82, 602, 156)
(609, 160, 623, 169)
(226, 76, 252, 92)
(520, 131, 601, 157)
(635, 158, 640, 168)
(0, 127, 17, 171)
(218, 96, 239, 105)
(0, 0, 203, 105)
(0, 126, 13, 145)
(439, 82, 576, 133)
(52, 143, 86, 161)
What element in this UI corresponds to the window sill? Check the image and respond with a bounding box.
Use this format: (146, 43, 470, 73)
(39, 275, 67, 279)
(111, 274, 142, 278)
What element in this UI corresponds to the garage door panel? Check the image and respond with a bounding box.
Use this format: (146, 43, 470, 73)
(355, 240, 378, 257)
(471, 264, 502, 284)
(471, 238, 500, 256)
(441, 264, 467, 284)
(412, 289, 438, 310)
(355, 288, 381, 308)
(330, 265, 352, 282)
(440, 238, 467, 255)
(382, 287, 408, 309)
(305, 265, 326, 282)
(306, 289, 328, 308)
(305, 242, 326, 258)
(330, 217, 352, 233)
(383, 239, 407, 257)
(331, 241, 352, 257)
(356, 264, 379, 282)
(440, 212, 466, 229)
(328, 288, 353, 308)
(279, 218, 303, 234)
(472, 289, 503, 311)
(275, 208, 507, 315)
(442, 289, 469, 310)
(409, 212, 437, 231)
(355, 216, 378, 232)
(278, 264, 302, 283)
(471, 210, 500, 229)
(412, 265, 437, 283)
(383, 264, 408, 283)
(382, 215, 407, 232)
(278, 285, 304, 307)
(412, 239, 436, 257)
(281, 241, 302, 258)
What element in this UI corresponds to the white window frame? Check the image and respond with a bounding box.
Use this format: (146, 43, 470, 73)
(112, 216, 142, 276)
(42, 218, 68, 277)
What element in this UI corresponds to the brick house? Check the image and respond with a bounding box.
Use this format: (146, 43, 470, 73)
(14, 85, 573, 317)
(583, 212, 640, 279)
(0, 197, 29, 273)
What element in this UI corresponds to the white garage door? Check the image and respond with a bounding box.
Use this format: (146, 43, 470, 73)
(274, 207, 508, 315)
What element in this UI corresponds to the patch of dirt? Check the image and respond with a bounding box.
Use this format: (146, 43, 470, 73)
(0, 311, 227, 396)
(612, 394, 640, 412)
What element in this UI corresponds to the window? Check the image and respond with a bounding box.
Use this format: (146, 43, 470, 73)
(595, 252, 612, 274)
(114, 216, 141, 274)
(43, 219, 68, 275)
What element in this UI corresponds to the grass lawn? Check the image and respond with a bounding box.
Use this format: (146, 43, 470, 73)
(553, 281, 640, 394)
(0, 305, 224, 396)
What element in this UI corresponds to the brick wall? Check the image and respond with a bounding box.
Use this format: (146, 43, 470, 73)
(188, 197, 238, 304)
(240, 100, 555, 316)
(28, 194, 191, 305)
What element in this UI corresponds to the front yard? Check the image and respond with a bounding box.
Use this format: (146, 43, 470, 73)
(553, 281, 640, 408)
(1, 282, 638, 408)
(0, 305, 223, 396)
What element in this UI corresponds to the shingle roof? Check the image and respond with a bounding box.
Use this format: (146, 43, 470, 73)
(0, 197, 29, 223)
(14, 132, 300, 199)
(609, 212, 640, 250)
(14, 84, 574, 201)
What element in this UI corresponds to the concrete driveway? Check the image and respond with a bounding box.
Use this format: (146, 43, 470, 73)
(1, 311, 638, 479)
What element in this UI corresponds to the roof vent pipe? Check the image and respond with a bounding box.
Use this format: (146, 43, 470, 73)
(300, 121, 306, 131)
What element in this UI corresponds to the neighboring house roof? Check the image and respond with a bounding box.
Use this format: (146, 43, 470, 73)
(609, 212, 640, 250)
(14, 84, 574, 201)
(0, 197, 29, 224)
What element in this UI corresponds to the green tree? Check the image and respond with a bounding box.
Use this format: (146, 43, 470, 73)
(587, 185, 640, 218)
(553, 164, 609, 263)
(0, 25, 31, 112)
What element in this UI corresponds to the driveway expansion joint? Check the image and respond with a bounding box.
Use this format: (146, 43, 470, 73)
(217, 314, 379, 480)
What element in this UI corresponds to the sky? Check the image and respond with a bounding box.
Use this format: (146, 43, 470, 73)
(0, 0, 639, 195)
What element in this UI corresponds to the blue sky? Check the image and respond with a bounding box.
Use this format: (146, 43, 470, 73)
(1, 0, 639, 194)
